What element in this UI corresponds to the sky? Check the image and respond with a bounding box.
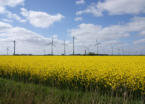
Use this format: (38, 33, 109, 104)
(0, 0, 145, 55)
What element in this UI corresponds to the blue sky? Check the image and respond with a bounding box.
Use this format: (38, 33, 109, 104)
(0, 0, 145, 55)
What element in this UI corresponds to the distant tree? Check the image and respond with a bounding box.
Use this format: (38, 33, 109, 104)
(88, 52, 97, 56)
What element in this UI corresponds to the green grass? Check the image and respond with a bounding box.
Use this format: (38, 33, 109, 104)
(0, 78, 144, 104)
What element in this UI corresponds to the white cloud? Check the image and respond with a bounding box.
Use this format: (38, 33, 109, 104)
(69, 17, 145, 54)
(21, 8, 64, 28)
(2, 19, 13, 23)
(0, 0, 25, 23)
(7, 11, 26, 23)
(0, 6, 6, 13)
(0, 10, 26, 23)
(134, 39, 145, 44)
(70, 23, 129, 47)
(140, 30, 145, 35)
(0, 0, 24, 7)
(1, 16, 145, 55)
(21, 8, 28, 17)
(76, 0, 85, 5)
(0, 21, 44, 42)
(76, 3, 103, 16)
(74, 17, 83, 21)
(77, 0, 145, 16)
(0, 21, 12, 33)
(0, 21, 73, 55)
(126, 17, 145, 32)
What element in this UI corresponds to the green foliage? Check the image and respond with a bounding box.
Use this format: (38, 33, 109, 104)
(0, 78, 144, 104)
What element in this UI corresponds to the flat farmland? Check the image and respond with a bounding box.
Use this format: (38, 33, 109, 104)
(0, 56, 144, 94)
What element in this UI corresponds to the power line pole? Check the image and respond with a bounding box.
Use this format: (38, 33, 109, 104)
(73, 36, 75, 55)
(13, 40, 16, 55)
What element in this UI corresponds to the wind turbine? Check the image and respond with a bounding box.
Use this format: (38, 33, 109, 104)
(72, 36, 76, 55)
(62, 40, 68, 55)
(63, 40, 67, 55)
(95, 40, 101, 55)
(47, 37, 56, 55)
(6, 47, 9, 55)
(83, 45, 90, 55)
(13, 40, 16, 55)
(0, 40, 16, 55)
(59, 39, 69, 55)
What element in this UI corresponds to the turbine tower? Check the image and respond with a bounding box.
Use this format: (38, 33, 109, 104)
(95, 40, 101, 55)
(13, 40, 16, 55)
(83, 46, 89, 55)
(48, 37, 55, 55)
(72, 36, 76, 55)
(7, 47, 9, 55)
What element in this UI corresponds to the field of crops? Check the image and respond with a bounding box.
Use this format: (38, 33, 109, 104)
(0, 56, 145, 94)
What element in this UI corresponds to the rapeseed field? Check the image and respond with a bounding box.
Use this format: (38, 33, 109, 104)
(0, 56, 144, 94)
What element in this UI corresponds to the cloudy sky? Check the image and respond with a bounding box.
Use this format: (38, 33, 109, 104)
(0, 0, 145, 55)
